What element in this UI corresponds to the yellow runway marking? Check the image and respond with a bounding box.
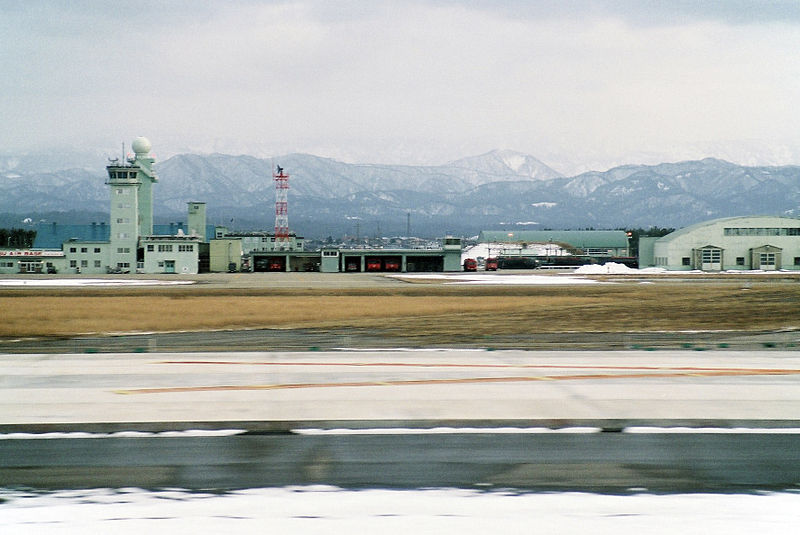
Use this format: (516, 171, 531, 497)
(115, 368, 800, 395)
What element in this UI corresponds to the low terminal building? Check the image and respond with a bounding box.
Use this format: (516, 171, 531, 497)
(244, 237, 463, 273)
(478, 230, 631, 257)
(0, 249, 64, 274)
(639, 215, 800, 271)
(475, 230, 632, 268)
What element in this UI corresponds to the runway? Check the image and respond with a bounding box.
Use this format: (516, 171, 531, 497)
(2, 349, 800, 429)
(2, 349, 799, 491)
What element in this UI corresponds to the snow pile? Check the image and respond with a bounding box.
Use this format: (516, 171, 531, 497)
(573, 262, 638, 274)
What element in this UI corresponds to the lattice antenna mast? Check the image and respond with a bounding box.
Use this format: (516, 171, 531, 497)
(273, 165, 290, 244)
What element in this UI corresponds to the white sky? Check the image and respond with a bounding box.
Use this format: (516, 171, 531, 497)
(3, 0, 800, 173)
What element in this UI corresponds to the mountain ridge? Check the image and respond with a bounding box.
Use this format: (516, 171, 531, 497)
(2, 149, 799, 239)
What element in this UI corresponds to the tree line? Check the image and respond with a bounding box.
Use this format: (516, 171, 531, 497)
(624, 227, 675, 257)
(0, 228, 37, 248)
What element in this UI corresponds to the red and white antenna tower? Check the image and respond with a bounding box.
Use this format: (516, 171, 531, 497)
(273, 165, 289, 244)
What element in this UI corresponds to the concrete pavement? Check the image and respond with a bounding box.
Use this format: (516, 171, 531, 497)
(3, 349, 800, 431)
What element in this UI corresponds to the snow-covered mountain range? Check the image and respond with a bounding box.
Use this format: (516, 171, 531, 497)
(2, 149, 799, 238)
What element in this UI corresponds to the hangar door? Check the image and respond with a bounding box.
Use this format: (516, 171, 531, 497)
(751, 246, 782, 271)
(693, 246, 722, 271)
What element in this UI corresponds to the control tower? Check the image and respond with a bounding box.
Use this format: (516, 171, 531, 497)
(105, 136, 157, 271)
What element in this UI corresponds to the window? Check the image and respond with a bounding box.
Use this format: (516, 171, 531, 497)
(118, 233, 129, 239)
(158, 244, 173, 252)
(94, 260, 101, 268)
(724, 227, 800, 236)
(81, 247, 87, 253)
(736, 257, 745, 266)
(178, 244, 193, 252)
(323, 250, 339, 257)
(701, 249, 721, 263)
(118, 171, 127, 179)
(94, 247, 101, 253)
(760, 253, 776, 265)
(681, 257, 690, 266)
(117, 262, 130, 269)
(0, 261, 13, 268)
(158, 261, 164, 267)
(69, 260, 77, 268)
(147, 245, 154, 252)
(81, 260, 88, 267)
(69, 247, 76, 253)
(795, 257, 800, 266)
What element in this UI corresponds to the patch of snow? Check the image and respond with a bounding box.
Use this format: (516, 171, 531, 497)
(1, 487, 798, 532)
(390, 273, 603, 285)
(0, 279, 196, 287)
(531, 202, 557, 208)
(296, 427, 602, 435)
(501, 153, 526, 172)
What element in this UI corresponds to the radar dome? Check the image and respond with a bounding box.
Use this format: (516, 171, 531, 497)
(132, 136, 152, 155)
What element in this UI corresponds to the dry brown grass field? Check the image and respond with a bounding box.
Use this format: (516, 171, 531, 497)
(1, 277, 799, 339)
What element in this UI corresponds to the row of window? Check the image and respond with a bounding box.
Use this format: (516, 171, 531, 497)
(109, 171, 138, 179)
(68, 245, 195, 254)
(69, 260, 103, 268)
(665, 255, 800, 266)
(723, 227, 800, 236)
(145, 244, 194, 252)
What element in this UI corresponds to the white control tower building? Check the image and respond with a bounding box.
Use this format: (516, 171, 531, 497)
(105, 136, 158, 271)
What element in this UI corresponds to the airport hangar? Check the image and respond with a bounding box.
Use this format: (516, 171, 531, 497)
(638, 215, 800, 271)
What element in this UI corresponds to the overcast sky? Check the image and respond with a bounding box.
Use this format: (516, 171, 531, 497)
(3, 0, 800, 173)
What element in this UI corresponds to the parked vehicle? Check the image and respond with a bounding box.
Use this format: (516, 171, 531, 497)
(485, 257, 498, 271)
(463, 258, 478, 271)
(383, 259, 401, 271)
(366, 258, 382, 271)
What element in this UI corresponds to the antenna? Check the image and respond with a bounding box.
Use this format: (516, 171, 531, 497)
(273, 165, 290, 244)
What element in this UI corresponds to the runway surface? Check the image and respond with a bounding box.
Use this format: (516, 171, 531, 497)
(2, 349, 800, 429)
(2, 349, 799, 492)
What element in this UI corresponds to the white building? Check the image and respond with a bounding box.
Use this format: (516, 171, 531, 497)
(639, 216, 800, 271)
(141, 235, 201, 274)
